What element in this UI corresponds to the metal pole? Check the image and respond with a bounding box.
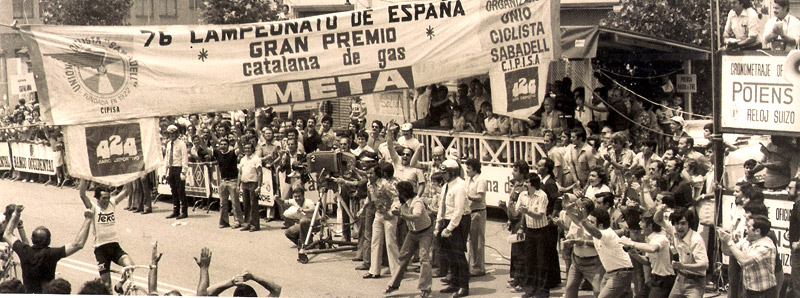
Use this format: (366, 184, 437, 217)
(711, 0, 726, 288)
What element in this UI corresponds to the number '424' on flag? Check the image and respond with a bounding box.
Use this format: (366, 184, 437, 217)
(63, 117, 163, 186)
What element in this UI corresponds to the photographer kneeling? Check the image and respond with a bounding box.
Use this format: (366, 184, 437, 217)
(284, 187, 318, 248)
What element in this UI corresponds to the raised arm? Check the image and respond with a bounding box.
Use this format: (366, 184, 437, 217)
(113, 183, 132, 206)
(387, 132, 400, 164)
(78, 179, 93, 209)
(195, 247, 212, 296)
(2, 206, 23, 246)
(149, 241, 163, 296)
(64, 209, 94, 256)
(242, 271, 282, 297)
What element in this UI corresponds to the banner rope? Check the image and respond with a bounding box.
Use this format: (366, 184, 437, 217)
(575, 75, 674, 137)
(596, 68, 683, 79)
(598, 70, 713, 120)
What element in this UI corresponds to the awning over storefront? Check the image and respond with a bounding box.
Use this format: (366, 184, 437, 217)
(560, 25, 711, 61)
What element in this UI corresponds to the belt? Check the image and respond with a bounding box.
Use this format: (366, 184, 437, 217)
(221, 178, 237, 182)
(471, 208, 486, 214)
(679, 272, 705, 280)
(606, 267, 633, 274)
(410, 225, 432, 234)
(573, 254, 598, 259)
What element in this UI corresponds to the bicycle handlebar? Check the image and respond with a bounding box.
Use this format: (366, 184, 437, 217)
(119, 265, 157, 274)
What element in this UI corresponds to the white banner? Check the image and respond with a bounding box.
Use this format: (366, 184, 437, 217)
(0, 142, 12, 171)
(21, 0, 559, 125)
(721, 54, 798, 135)
(62, 118, 163, 186)
(721, 192, 793, 274)
(484, 0, 559, 119)
(480, 165, 515, 208)
(10, 142, 57, 175)
(9, 73, 37, 95)
(259, 168, 276, 207)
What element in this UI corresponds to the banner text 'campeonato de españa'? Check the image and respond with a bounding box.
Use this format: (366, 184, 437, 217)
(21, 0, 559, 125)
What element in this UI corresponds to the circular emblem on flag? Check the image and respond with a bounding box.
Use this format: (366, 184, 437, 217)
(48, 37, 138, 106)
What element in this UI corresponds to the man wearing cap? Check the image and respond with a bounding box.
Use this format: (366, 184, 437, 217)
(398, 123, 421, 152)
(163, 125, 190, 219)
(436, 159, 471, 297)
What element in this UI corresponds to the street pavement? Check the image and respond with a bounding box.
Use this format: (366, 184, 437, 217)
(0, 179, 609, 297)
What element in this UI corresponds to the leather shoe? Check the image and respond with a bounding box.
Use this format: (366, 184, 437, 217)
(142, 209, 152, 214)
(470, 271, 486, 277)
(249, 227, 260, 232)
(440, 286, 459, 293)
(176, 214, 188, 219)
(166, 213, 179, 219)
(384, 286, 399, 294)
(362, 273, 380, 279)
(441, 278, 452, 284)
(351, 257, 363, 262)
(355, 264, 370, 270)
(219, 224, 230, 229)
(420, 290, 431, 298)
(432, 271, 447, 278)
(241, 225, 252, 231)
(452, 288, 469, 297)
(132, 209, 142, 213)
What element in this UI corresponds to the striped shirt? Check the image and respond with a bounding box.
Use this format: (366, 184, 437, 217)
(517, 189, 548, 229)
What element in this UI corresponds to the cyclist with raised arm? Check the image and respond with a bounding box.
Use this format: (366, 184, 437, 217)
(78, 179, 135, 292)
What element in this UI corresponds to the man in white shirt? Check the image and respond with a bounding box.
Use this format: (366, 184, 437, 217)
(663, 207, 708, 298)
(163, 125, 190, 219)
(464, 158, 488, 277)
(763, 0, 800, 51)
(435, 159, 471, 297)
(566, 206, 633, 298)
(620, 216, 676, 298)
(723, 0, 763, 50)
(239, 142, 263, 232)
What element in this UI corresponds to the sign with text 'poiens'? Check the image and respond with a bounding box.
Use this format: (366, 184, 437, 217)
(22, 0, 559, 125)
(721, 54, 798, 136)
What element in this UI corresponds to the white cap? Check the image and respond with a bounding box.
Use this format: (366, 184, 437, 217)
(166, 125, 179, 133)
(401, 123, 413, 131)
(441, 159, 459, 170)
(670, 116, 685, 127)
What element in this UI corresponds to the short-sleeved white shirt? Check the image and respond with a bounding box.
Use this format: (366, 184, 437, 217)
(593, 228, 633, 271)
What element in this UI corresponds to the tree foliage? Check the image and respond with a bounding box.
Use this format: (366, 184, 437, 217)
(201, 0, 279, 24)
(39, 0, 133, 25)
(600, 0, 733, 48)
(597, 0, 740, 116)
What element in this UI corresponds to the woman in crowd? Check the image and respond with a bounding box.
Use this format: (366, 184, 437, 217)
(583, 166, 612, 200)
(499, 160, 530, 292)
(363, 163, 401, 279)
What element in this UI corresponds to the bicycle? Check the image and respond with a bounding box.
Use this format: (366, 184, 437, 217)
(113, 264, 156, 296)
(0, 258, 18, 282)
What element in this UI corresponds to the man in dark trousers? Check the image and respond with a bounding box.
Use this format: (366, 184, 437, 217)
(435, 159, 471, 297)
(163, 125, 189, 219)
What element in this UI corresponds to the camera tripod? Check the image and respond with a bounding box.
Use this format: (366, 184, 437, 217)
(297, 173, 358, 264)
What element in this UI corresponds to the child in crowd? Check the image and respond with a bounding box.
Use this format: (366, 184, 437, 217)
(349, 96, 367, 122)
